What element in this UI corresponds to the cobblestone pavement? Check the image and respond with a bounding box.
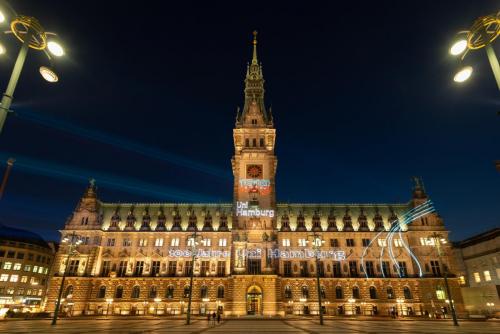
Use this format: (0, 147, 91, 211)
(0, 318, 498, 333)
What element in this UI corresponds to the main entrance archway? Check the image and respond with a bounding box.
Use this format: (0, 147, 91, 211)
(246, 285, 262, 315)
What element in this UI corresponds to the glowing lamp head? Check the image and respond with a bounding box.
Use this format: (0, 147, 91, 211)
(453, 66, 472, 83)
(47, 41, 64, 57)
(39, 66, 59, 83)
(0, 11, 5, 24)
(0, 43, 5, 55)
(450, 39, 467, 56)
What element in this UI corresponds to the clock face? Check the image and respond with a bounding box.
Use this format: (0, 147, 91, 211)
(246, 164, 263, 179)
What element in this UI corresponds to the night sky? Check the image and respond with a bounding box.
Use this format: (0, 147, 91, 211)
(0, 1, 498, 242)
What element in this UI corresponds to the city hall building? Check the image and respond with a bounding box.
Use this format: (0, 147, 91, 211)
(46, 34, 465, 318)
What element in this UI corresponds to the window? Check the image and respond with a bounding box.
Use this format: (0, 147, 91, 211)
(122, 238, 131, 247)
(218, 238, 227, 247)
(430, 260, 441, 277)
(362, 239, 370, 247)
(352, 286, 360, 299)
(420, 237, 435, 246)
(134, 261, 144, 276)
(301, 286, 309, 299)
(298, 239, 307, 247)
(166, 285, 174, 299)
(201, 261, 210, 276)
(170, 238, 180, 247)
(320, 286, 326, 299)
(184, 261, 193, 276)
(33, 265, 38, 273)
(6, 288, 14, 295)
(382, 261, 391, 277)
(17, 288, 24, 295)
(398, 262, 408, 277)
(484, 270, 492, 281)
(365, 261, 375, 277)
(115, 286, 123, 299)
(349, 261, 358, 277)
(346, 239, 355, 247)
(245, 138, 249, 147)
(284, 286, 292, 299)
(335, 286, 343, 299)
(332, 261, 342, 277)
(217, 261, 226, 276)
(283, 261, 292, 277)
(101, 261, 111, 276)
(21, 276, 28, 283)
(68, 260, 79, 275)
(154, 238, 164, 247)
(369, 286, 377, 299)
(28, 253, 34, 261)
(201, 239, 211, 247)
(30, 277, 38, 285)
(3, 262, 12, 270)
(377, 239, 386, 247)
(473, 272, 481, 283)
(23, 264, 31, 272)
(38, 266, 44, 274)
(252, 138, 257, 147)
(300, 261, 308, 276)
(200, 286, 208, 299)
(259, 138, 264, 147)
(386, 287, 394, 299)
(458, 276, 466, 285)
(184, 286, 191, 298)
(282, 239, 291, 247)
(217, 286, 225, 299)
(187, 238, 195, 247)
(16, 253, 24, 259)
(97, 286, 106, 298)
(436, 286, 445, 300)
(168, 261, 177, 276)
(13, 263, 21, 271)
(403, 286, 412, 299)
(149, 286, 158, 298)
(131, 286, 140, 299)
(118, 261, 127, 277)
(0, 250, 4, 257)
(139, 238, 148, 247)
(106, 238, 115, 247)
(330, 239, 339, 247)
(394, 239, 403, 247)
(9, 274, 18, 282)
(151, 261, 160, 276)
(7, 251, 14, 258)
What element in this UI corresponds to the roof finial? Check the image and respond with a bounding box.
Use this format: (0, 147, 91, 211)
(252, 30, 258, 65)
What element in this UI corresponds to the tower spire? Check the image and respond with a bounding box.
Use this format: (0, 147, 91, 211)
(252, 30, 258, 65)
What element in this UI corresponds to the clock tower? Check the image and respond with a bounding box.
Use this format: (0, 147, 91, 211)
(231, 31, 277, 274)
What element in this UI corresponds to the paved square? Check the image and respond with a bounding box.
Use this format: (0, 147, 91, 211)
(0, 318, 498, 334)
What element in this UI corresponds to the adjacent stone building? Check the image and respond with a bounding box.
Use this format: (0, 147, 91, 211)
(0, 223, 55, 313)
(45, 33, 465, 318)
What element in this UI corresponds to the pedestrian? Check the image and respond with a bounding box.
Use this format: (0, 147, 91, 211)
(212, 312, 216, 325)
(207, 313, 211, 324)
(217, 312, 221, 324)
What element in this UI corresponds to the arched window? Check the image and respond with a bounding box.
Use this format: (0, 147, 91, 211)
(369, 286, 377, 299)
(386, 286, 394, 299)
(335, 286, 343, 299)
(64, 285, 73, 298)
(352, 286, 360, 299)
(131, 286, 140, 299)
(165, 285, 174, 299)
(301, 286, 309, 299)
(183, 286, 191, 298)
(320, 286, 326, 299)
(97, 286, 106, 298)
(115, 286, 123, 299)
(200, 286, 208, 299)
(149, 286, 158, 298)
(403, 286, 412, 299)
(217, 286, 225, 299)
(284, 286, 292, 299)
(435, 286, 446, 300)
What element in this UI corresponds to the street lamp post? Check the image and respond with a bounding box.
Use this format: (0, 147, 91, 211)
(307, 232, 324, 325)
(186, 229, 202, 325)
(0, 1, 65, 134)
(449, 13, 500, 91)
(51, 231, 81, 326)
(431, 233, 459, 326)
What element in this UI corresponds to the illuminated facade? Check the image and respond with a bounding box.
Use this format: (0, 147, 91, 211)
(0, 224, 55, 313)
(46, 34, 465, 318)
